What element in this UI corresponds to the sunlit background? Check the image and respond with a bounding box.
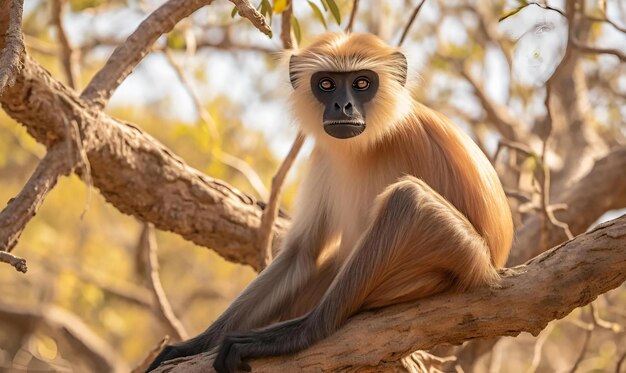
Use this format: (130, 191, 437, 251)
(1, 0, 625, 372)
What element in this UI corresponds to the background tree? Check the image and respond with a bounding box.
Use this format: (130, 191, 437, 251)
(0, 0, 625, 372)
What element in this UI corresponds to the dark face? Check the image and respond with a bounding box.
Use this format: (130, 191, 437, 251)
(309, 70, 379, 139)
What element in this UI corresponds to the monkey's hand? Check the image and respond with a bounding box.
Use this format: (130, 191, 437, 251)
(213, 316, 314, 373)
(146, 329, 222, 372)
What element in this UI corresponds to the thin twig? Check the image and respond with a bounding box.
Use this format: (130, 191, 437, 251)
(230, 0, 272, 37)
(0, 251, 27, 273)
(584, 14, 626, 34)
(0, 144, 73, 252)
(539, 133, 574, 242)
(589, 303, 623, 332)
(51, 0, 77, 89)
(280, 0, 294, 49)
(345, 0, 360, 32)
(162, 49, 269, 199)
(66, 119, 92, 219)
(0, 0, 25, 93)
(255, 14, 303, 269)
(131, 335, 170, 373)
(539, 0, 576, 244)
(81, 0, 214, 108)
(572, 40, 626, 62)
(526, 323, 555, 373)
(256, 132, 305, 270)
(218, 152, 269, 200)
(616, 349, 626, 373)
(568, 307, 594, 373)
(141, 223, 189, 342)
(23, 34, 57, 55)
(397, 0, 427, 47)
(460, 65, 523, 142)
(528, 2, 566, 17)
(493, 139, 534, 164)
(162, 49, 219, 140)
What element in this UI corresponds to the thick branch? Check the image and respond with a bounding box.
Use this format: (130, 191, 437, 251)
(155, 214, 626, 372)
(80, 0, 213, 108)
(0, 143, 73, 252)
(1, 56, 288, 270)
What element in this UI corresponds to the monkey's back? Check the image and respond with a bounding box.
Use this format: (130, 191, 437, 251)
(365, 103, 514, 267)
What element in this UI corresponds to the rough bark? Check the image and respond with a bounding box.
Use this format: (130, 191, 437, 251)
(154, 214, 626, 372)
(0, 56, 288, 270)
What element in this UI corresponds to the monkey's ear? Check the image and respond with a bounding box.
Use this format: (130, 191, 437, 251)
(289, 54, 299, 90)
(392, 51, 408, 87)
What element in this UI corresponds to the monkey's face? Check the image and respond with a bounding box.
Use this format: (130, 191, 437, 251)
(289, 33, 412, 151)
(309, 70, 379, 139)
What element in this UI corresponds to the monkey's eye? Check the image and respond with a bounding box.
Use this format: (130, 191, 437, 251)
(353, 77, 371, 91)
(318, 78, 336, 92)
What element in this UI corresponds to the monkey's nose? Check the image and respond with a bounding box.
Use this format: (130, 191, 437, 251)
(334, 102, 353, 116)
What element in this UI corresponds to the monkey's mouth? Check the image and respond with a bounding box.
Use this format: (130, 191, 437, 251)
(323, 121, 366, 139)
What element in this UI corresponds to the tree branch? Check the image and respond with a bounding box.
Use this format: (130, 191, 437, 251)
(460, 64, 527, 142)
(572, 40, 626, 62)
(80, 0, 214, 108)
(256, 132, 304, 269)
(256, 10, 301, 270)
(345, 0, 360, 33)
(51, 0, 77, 89)
(230, 0, 272, 37)
(0, 143, 74, 252)
(154, 214, 626, 372)
(509, 145, 626, 264)
(1, 55, 288, 270)
(0, 302, 129, 372)
(141, 223, 189, 342)
(0, 250, 26, 273)
(397, 0, 426, 47)
(0, 0, 25, 93)
(279, 0, 293, 49)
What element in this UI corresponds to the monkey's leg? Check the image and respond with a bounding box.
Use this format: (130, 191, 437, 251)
(213, 176, 498, 373)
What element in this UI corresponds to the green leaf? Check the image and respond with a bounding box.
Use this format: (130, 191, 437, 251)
(307, 1, 327, 29)
(231, 5, 238, 18)
(261, 0, 273, 23)
(324, 0, 341, 24)
(498, 5, 528, 22)
(292, 15, 302, 45)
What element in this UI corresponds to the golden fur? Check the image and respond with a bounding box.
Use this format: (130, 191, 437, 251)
(149, 32, 514, 373)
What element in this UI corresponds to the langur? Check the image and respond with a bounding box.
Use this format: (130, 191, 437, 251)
(148, 32, 513, 373)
